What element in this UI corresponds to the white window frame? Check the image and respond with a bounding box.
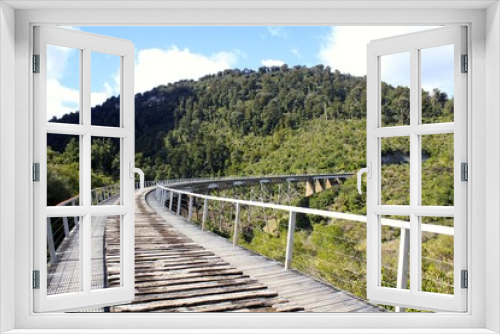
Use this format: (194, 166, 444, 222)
(33, 26, 136, 312)
(366, 26, 467, 312)
(0, 2, 498, 333)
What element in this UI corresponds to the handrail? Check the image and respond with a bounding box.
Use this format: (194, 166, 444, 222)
(47, 184, 122, 264)
(155, 179, 455, 312)
(156, 185, 454, 236)
(147, 172, 353, 190)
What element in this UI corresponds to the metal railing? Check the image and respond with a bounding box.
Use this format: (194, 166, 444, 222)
(155, 182, 454, 311)
(46, 184, 121, 263)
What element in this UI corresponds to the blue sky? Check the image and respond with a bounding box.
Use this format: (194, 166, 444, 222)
(47, 26, 453, 119)
(81, 26, 326, 69)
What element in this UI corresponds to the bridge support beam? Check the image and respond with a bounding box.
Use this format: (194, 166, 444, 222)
(314, 179, 324, 193)
(305, 180, 315, 197)
(395, 227, 410, 312)
(62, 217, 70, 238)
(176, 194, 182, 216)
(187, 196, 193, 223)
(46, 218, 57, 263)
(169, 191, 174, 211)
(202, 198, 208, 231)
(285, 211, 296, 270)
(72, 199, 79, 226)
(233, 203, 240, 246)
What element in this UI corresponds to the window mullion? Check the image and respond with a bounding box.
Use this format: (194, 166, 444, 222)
(81, 47, 92, 294)
(409, 47, 421, 294)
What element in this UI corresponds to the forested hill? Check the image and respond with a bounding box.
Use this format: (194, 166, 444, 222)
(48, 65, 453, 180)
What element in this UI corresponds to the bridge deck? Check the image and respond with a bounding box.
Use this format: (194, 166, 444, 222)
(143, 189, 382, 313)
(47, 187, 382, 313)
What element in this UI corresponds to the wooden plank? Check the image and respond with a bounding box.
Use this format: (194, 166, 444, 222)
(135, 278, 260, 294)
(157, 297, 297, 313)
(108, 268, 244, 282)
(102, 190, 385, 314)
(132, 284, 269, 303)
(112, 289, 279, 312)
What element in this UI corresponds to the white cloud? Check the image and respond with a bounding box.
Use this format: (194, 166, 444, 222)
(267, 26, 288, 39)
(134, 46, 240, 93)
(318, 26, 440, 85)
(46, 38, 121, 119)
(46, 45, 80, 119)
(47, 44, 74, 81)
(47, 43, 240, 119)
(261, 59, 285, 67)
(47, 79, 79, 120)
(91, 81, 116, 108)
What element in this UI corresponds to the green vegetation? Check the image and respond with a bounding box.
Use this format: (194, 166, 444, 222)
(47, 137, 120, 205)
(48, 65, 455, 310)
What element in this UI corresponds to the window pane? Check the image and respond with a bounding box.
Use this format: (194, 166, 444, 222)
(91, 51, 121, 127)
(421, 216, 454, 295)
(421, 133, 454, 206)
(381, 136, 410, 205)
(47, 134, 80, 206)
(380, 52, 410, 127)
(421, 45, 454, 124)
(91, 136, 120, 205)
(47, 216, 82, 295)
(92, 215, 121, 290)
(380, 216, 410, 290)
(47, 45, 81, 124)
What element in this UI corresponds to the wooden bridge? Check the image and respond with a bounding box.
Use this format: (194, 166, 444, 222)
(47, 176, 385, 313)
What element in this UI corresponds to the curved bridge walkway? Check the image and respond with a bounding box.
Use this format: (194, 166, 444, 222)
(48, 179, 382, 313)
(138, 188, 382, 313)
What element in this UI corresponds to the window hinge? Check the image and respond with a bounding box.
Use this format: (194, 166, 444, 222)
(33, 270, 40, 289)
(461, 54, 468, 73)
(33, 163, 40, 182)
(33, 54, 40, 73)
(461, 162, 468, 182)
(461, 270, 468, 289)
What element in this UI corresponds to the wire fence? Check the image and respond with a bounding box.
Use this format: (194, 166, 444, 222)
(158, 183, 455, 312)
(46, 184, 120, 264)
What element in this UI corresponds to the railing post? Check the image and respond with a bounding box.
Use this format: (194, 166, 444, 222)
(47, 218, 57, 263)
(187, 196, 193, 222)
(285, 211, 297, 270)
(62, 216, 70, 238)
(71, 199, 79, 226)
(176, 193, 182, 216)
(233, 203, 240, 246)
(395, 227, 410, 312)
(202, 198, 208, 231)
(169, 191, 174, 211)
